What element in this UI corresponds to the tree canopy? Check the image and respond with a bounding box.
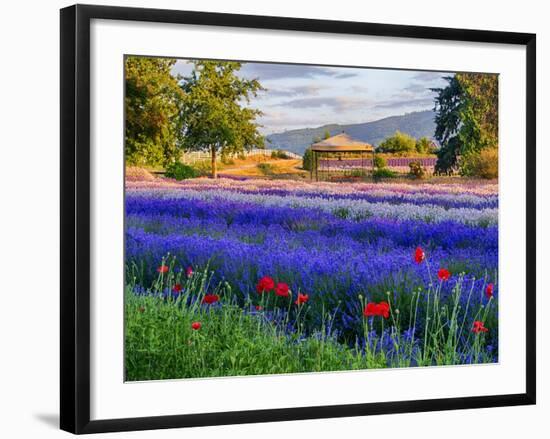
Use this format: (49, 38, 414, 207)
(125, 56, 185, 166)
(180, 61, 265, 178)
(377, 131, 417, 154)
(432, 73, 498, 175)
(415, 136, 437, 154)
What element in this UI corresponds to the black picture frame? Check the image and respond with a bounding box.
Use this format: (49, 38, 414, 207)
(60, 4, 536, 434)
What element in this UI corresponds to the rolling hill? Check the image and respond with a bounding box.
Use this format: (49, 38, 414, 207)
(266, 110, 436, 156)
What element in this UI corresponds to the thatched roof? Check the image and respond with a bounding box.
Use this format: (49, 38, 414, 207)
(311, 133, 374, 152)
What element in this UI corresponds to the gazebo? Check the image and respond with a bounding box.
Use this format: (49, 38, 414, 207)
(310, 133, 374, 181)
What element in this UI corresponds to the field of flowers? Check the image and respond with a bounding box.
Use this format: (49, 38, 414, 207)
(125, 170, 498, 381)
(320, 157, 437, 173)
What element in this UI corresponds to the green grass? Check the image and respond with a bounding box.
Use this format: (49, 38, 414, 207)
(125, 289, 385, 381)
(125, 261, 495, 381)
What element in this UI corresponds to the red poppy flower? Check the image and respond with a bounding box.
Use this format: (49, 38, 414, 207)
(363, 301, 390, 319)
(202, 294, 220, 305)
(157, 265, 169, 273)
(256, 276, 275, 294)
(294, 293, 309, 305)
(363, 302, 378, 317)
(485, 283, 494, 299)
(186, 266, 193, 278)
(255, 305, 263, 311)
(377, 301, 390, 318)
(173, 283, 182, 293)
(414, 246, 425, 264)
(191, 321, 201, 330)
(275, 282, 290, 297)
(472, 320, 489, 333)
(438, 268, 451, 281)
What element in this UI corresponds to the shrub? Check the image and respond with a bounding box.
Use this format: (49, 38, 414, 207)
(460, 148, 498, 179)
(372, 168, 396, 180)
(271, 149, 290, 159)
(373, 155, 387, 169)
(377, 131, 417, 154)
(164, 162, 199, 180)
(192, 160, 215, 177)
(257, 163, 275, 175)
(409, 160, 427, 179)
(221, 154, 235, 165)
(349, 169, 366, 178)
(302, 148, 314, 171)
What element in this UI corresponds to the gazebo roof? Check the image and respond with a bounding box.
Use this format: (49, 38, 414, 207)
(311, 133, 374, 152)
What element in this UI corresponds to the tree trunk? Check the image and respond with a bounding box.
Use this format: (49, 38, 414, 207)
(211, 145, 217, 179)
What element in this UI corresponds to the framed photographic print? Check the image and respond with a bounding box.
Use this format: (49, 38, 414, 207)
(60, 4, 536, 434)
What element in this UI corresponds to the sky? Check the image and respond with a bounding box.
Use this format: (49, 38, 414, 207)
(172, 60, 452, 135)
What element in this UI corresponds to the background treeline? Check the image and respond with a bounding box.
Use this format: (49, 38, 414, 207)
(376, 131, 438, 155)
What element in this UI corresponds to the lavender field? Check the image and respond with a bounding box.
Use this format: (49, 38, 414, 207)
(125, 170, 498, 380)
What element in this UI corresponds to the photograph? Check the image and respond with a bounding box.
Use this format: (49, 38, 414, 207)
(124, 56, 499, 381)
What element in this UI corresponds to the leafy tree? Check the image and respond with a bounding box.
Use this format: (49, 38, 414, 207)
(458, 73, 498, 153)
(323, 129, 332, 140)
(377, 131, 417, 154)
(181, 61, 265, 178)
(125, 56, 185, 166)
(302, 147, 314, 171)
(460, 147, 498, 179)
(415, 136, 437, 154)
(432, 76, 463, 174)
(432, 74, 498, 175)
(373, 155, 387, 169)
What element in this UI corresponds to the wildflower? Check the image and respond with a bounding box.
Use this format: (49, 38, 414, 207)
(255, 305, 263, 311)
(414, 246, 425, 264)
(191, 321, 201, 330)
(186, 266, 193, 278)
(363, 301, 390, 319)
(437, 268, 450, 281)
(472, 320, 489, 333)
(173, 283, 182, 293)
(294, 293, 309, 305)
(157, 265, 169, 273)
(256, 276, 275, 294)
(485, 283, 494, 299)
(275, 282, 290, 297)
(202, 294, 220, 305)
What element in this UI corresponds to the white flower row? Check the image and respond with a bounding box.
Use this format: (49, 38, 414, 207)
(129, 187, 498, 226)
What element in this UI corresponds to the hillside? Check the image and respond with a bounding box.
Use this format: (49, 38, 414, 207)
(266, 110, 436, 155)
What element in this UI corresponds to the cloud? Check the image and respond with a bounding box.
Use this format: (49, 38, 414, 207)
(257, 111, 333, 133)
(240, 63, 357, 80)
(275, 96, 368, 111)
(403, 83, 433, 94)
(335, 72, 358, 79)
(412, 71, 447, 82)
(374, 97, 434, 110)
(266, 85, 325, 98)
(350, 85, 369, 93)
(172, 60, 358, 82)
